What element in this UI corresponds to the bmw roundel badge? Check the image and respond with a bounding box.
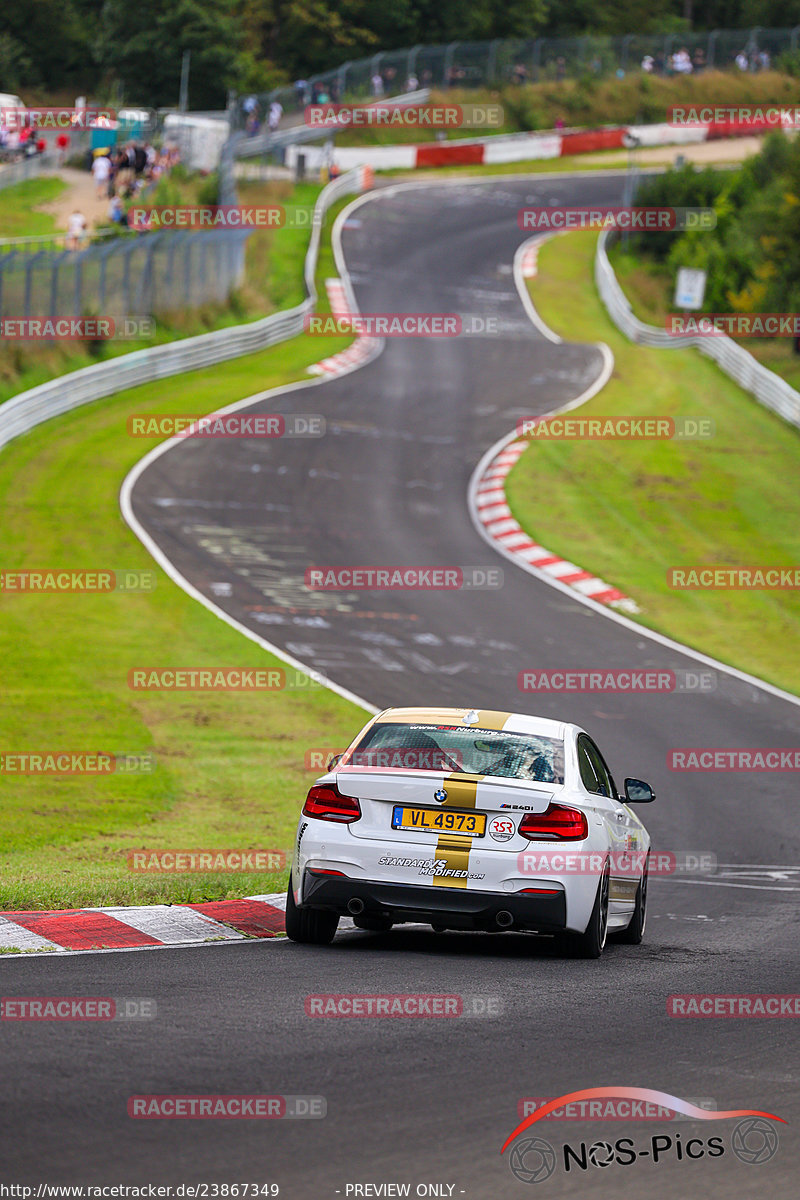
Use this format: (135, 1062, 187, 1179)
(434, 788, 447, 804)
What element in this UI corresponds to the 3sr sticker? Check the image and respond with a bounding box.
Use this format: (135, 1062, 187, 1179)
(489, 816, 515, 842)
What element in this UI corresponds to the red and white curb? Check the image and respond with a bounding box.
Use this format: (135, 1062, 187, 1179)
(468, 233, 639, 615)
(307, 278, 378, 376)
(0, 893, 290, 956)
(519, 243, 540, 279)
(473, 441, 637, 612)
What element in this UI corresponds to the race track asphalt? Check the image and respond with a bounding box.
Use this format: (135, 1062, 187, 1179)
(4, 173, 798, 1196)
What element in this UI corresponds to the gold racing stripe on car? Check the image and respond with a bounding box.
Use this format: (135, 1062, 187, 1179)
(477, 710, 511, 731)
(432, 774, 480, 889)
(371, 708, 511, 731)
(610, 877, 639, 902)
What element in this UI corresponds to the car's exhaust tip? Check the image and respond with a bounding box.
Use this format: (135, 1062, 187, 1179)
(347, 897, 365, 916)
(496, 910, 514, 928)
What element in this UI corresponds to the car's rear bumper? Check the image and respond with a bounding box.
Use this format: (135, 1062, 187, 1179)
(301, 870, 567, 933)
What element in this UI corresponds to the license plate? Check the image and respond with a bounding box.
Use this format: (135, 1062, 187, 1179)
(391, 805, 486, 837)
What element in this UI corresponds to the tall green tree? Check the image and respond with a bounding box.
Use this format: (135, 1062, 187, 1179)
(99, 0, 245, 108)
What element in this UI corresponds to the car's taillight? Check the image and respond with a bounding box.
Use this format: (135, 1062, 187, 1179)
(518, 804, 588, 841)
(302, 783, 361, 823)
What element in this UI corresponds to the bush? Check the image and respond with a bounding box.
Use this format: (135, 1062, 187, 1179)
(197, 171, 220, 206)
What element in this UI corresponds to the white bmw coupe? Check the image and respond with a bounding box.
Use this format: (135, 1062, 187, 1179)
(286, 706, 655, 957)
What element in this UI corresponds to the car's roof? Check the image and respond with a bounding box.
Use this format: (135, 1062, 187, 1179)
(372, 706, 568, 740)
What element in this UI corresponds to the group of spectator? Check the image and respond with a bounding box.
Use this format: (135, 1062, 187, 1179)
(90, 140, 180, 213)
(0, 124, 46, 161)
(735, 48, 772, 71)
(641, 48, 707, 74)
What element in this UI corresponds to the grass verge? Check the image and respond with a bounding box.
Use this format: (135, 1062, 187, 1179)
(505, 230, 800, 695)
(336, 72, 800, 143)
(0, 176, 67, 237)
(608, 240, 800, 392)
(0, 196, 363, 911)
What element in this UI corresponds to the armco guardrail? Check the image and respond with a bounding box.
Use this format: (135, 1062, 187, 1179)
(0, 155, 46, 191)
(0, 166, 369, 455)
(595, 230, 800, 431)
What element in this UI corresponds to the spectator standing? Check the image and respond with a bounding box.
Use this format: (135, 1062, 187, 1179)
(294, 79, 308, 109)
(371, 72, 384, 97)
(91, 151, 111, 199)
(268, 100, 283, 133)
(67, 209, 87, 250)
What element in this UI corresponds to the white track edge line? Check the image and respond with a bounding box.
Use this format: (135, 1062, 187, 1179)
(119, 192, 389, 719)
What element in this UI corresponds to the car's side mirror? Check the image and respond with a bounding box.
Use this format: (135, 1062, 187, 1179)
(624, 777, 655, 803)
(327, 753, 342, 770)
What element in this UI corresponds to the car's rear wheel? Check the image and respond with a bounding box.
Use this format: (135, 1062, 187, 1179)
(284, 875, 339, 945)
(564, 860, 610, 959)
(615, 860, 648, 945)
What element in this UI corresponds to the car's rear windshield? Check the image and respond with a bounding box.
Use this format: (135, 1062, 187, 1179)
(342, 722, 565, 784)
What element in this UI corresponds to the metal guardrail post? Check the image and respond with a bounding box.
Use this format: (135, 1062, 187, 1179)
(708, 30, 720, 67)
(487, 39, 501, 83)
(443, 42, 458, 85)
(532, 39, 543, 81)
(24, 251, 47, 318)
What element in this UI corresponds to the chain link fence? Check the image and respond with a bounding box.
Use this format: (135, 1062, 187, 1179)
(245, 26, 800, 122)
(0, 228, 250, 324)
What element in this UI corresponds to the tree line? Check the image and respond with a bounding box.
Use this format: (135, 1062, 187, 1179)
(2, 1, 798, 109)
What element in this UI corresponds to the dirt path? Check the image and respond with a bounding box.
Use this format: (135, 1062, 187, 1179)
(36, 166, 111, 233)
(575, 135, 766, 168)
